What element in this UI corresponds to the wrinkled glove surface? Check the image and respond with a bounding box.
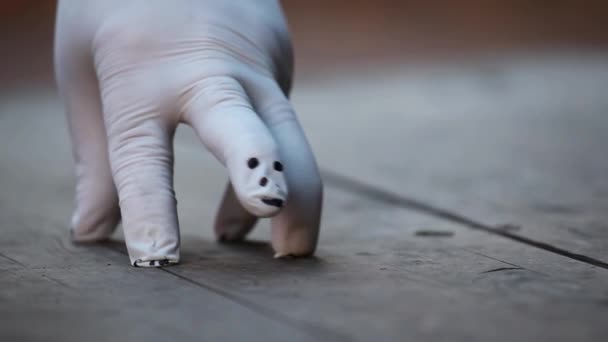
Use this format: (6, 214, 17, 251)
(55, 0, 322, 266)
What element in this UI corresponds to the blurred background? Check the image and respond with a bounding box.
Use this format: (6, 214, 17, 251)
(2, 0, 608, 86)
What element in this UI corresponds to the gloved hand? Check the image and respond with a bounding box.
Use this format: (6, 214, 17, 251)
(54, 0, 322, 267)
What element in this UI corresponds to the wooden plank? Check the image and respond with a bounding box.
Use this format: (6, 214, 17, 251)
(170, 164, 608, 341)
(291, 54, 608, 264)
(0, 218, 317, 342)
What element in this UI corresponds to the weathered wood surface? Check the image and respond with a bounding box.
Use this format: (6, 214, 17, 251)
(1, 58, 608, 342)
(0, 219, 314, 342)
(293, 55, 608, 263)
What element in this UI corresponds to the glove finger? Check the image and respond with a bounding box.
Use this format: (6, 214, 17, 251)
(246, 77, 323, 257)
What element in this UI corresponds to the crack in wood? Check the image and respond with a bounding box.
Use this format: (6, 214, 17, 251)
(463, 249, 544, 275)
(0, 252, 26, 268)
(414, 230, 454, 237)
(481, 267, 524, 274)
(40, 273, 73, 289)
(321, 169, 608, 270)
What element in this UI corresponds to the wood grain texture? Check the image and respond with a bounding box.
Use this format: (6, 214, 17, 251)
(291, 54, 608, 263)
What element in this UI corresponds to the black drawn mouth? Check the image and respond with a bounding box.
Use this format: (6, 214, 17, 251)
(262, 198, 284, 208)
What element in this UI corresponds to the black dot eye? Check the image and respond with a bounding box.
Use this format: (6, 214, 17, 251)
(259, 177, 268, 186)
(274, 161, 284, 172)
(247, 158, 259, 169)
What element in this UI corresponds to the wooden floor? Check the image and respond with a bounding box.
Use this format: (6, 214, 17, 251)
(2, 3, 608, 341)
(1, 52, 608, 342)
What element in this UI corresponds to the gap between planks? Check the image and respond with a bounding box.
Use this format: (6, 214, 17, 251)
(321, 169, 608, 270)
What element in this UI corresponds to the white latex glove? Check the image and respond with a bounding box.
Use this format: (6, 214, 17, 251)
(54, 0, 322, 267)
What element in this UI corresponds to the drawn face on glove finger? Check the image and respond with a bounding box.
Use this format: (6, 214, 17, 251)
(229, 153, 288, 217)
